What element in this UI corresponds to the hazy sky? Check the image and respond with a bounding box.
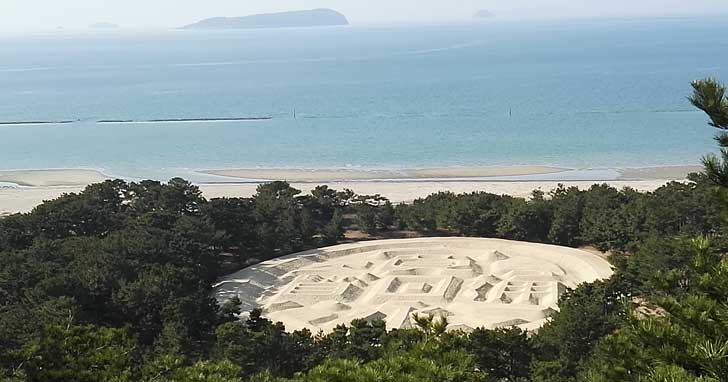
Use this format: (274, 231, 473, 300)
(1, 0, 727, 31)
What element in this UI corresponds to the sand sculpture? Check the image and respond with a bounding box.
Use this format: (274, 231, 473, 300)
(214, 238, 613, 332)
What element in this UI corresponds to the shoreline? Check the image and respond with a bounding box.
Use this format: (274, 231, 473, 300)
(201, 165, 701, 183)
(201, 166, 569, 182)
(0, 165, 702, 187)
(0, 169, 112, 187)
(0, 165, 701, 217)
(0, 180, 680, 217)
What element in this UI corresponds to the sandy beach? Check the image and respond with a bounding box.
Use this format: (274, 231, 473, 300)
(202, 166, 569, 182)
(202, 165, 703, 182)
(0, 166, 698, 216)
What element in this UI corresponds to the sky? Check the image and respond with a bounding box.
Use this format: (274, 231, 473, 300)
(1, 0, 727, 31)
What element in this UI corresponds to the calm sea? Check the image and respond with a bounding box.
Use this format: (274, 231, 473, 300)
(1, 18, 726, 180)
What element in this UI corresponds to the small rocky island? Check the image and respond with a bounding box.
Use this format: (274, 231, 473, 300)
(182, 8, 349, 30)
(474, 10, 496, 19)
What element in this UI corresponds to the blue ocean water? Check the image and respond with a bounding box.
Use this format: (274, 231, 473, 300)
(0, 18, 726, 180)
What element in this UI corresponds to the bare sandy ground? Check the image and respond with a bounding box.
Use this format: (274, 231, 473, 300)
(214, 238, 614, 332)
(0, 186, 84, 215)
(0, 167, 692, 216)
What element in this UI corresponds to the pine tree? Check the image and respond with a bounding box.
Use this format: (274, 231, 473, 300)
(690, 78, 728, 187)
(581, 238, 728, 381)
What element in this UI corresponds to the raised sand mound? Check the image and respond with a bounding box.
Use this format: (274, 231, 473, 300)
(214, 238, 613, 332)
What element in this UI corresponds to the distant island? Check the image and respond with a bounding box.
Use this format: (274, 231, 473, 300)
(474, 10, 496, 19)
(90, 22, 119, 29)
(182, 8, 349, 30)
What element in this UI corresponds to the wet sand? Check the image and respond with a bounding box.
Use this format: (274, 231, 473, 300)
(0, 169, 110, 187)
(202, 166, 568, 182)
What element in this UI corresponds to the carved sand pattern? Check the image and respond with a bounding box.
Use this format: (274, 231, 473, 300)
(214, 238, 613, 332)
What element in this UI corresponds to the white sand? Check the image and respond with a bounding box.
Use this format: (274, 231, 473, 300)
(214, 238, 614, 332)
(0, 179, 677, 216)
(0, 167, 690, 216)
(0, 186, 86, 216)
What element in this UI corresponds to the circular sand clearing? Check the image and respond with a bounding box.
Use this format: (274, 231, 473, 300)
(214, 238, 613, 332)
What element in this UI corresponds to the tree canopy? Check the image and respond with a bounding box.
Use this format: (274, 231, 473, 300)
(2, 79, 728, 381)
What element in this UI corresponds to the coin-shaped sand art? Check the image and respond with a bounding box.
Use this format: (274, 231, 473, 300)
(214, 238, 613, 332)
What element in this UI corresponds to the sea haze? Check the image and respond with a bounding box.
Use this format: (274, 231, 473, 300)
(0, 18, 725, 180)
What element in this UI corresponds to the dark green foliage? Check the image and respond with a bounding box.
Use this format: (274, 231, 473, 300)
(395, 181, 721, 252)
(16, 323, 136, 382)
(203, 183, 356, 264)
(645, 177, 722, 237)
(303, 316, 485, 382)
(140, 355, 244, 382)
(466, 327, 533, 382)
(203, 197, 257, 255)
(690, 78, 728, 187)
(497, 191, 552, 242)
(530, 278, 628, 382)
(1, 173, 725, 381)
(303, 343, 484, 382)
(0, 172, 725, 381)
(581, 238, 728, 382)
(352, 194, 394, 234)
(617, 236, 698, 295)
(450, 193, 514, 236)
(253, 181, 306, 256)
(213, 310, 320, 377)
(4, 78, 728, 381)
(0, 179, 364, 380)
(544, 185, 584, 246)
(315, 319, 388, 363)
(577, 185, 646, 251)
(322, 209, 344, 245)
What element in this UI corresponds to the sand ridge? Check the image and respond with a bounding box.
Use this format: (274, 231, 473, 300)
(214, 238, 613, 332)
